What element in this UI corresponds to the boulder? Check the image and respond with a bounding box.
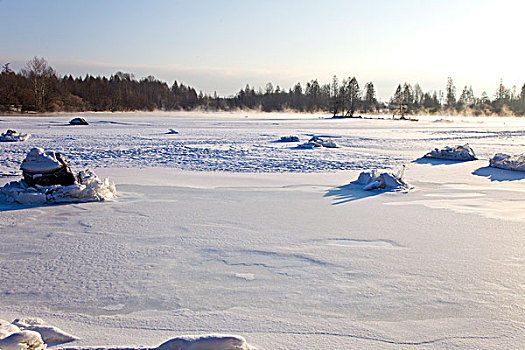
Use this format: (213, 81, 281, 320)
(20, 148, 76, 187)
(69, 117, 88, 125)
(424, 144, 477, 161)
(489, 153, 525, 172)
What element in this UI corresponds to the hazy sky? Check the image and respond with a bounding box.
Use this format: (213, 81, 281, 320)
(1, 0, 524, 99)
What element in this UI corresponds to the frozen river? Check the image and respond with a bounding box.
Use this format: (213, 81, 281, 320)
(1, 112, 524, 349)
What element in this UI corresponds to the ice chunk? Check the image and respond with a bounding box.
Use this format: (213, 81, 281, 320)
(1, 169, 116, 204)
(424, 144, 477, 161)
(156, 334, 255, 350)
(0, 330, 46, 350)
(489, 153, 525, 172)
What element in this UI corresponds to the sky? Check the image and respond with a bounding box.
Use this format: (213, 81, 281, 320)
(1, 0, 524, 100)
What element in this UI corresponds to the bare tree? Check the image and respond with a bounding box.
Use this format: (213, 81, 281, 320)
(21, 56, 56, 110)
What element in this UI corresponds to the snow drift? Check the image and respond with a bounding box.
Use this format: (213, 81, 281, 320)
(156, 334, 255, 350)
(489, 153, 525, 172)
(424, 144, 477, 161)
(0, 318, 78, 349)
(354, 168, 409, 191)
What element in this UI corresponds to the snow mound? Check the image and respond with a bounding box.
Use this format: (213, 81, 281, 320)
(12, 319, 78, 344)
(0, 330, 46, 350)
(279, 135, 299, 142)
(0, 130, 30, 142)
(0, 319, 21, 339)
(489, 153, 525, 172)
(156, 334, 255, 350)
(1, 169, 116, 205)
(424, 144, 477, 161)
(354, 168, 409, 191)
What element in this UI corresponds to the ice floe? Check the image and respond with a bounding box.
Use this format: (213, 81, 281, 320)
(297, 136, 338, 149)
(489, 153, 525, 172)
(424, 144, 477, 161)
(278, 135, 299, 142)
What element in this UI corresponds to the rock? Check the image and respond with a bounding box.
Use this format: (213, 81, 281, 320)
(424, 144, 477, 161)
(489, 153, 525, 172)
(69, 117, 88, 125)
(20, 148, 76, 187)
(279, 135, 299, 142)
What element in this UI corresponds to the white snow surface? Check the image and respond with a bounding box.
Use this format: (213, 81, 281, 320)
(0, 112, 524, 349)
(489, 153, 525, 172)
(156, 334, 255, 350)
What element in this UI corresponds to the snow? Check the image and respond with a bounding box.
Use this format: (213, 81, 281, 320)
(156, 334, 255, 350)
(0, 169, 116, 204)
(424, 143, 477, 161)
(489, 153, 525, 172)
(0, 330, 46, 350)
(354, 168, 408, 191)
(0, 130, 30, 142)
(0, 112, 524, 349)
(20, 148, 63, 174)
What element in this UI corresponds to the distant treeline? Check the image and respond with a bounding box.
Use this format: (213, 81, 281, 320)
(1, 57, 525, 116)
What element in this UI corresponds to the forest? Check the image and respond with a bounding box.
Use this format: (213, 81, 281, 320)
(1, 57, 525, 116)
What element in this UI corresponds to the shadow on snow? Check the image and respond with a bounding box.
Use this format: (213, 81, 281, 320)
(472, 166, 525, 182)
(324, 183, 384, 205)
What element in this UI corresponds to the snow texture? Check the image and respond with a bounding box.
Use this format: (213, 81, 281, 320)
(0, 169, 116, 204)
(354, 168, 408, 191)
(489, 153, 525, 172)
(156, 334, 255, 350)
(0, 130, 30, 142)
(424, 143, 477, 161)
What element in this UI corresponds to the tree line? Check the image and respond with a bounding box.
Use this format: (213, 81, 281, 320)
(1, 57, 525, 116)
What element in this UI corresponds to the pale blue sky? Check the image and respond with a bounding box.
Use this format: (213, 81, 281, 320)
(1, 0, 524, 99)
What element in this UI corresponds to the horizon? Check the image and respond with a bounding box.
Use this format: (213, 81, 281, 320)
(1, 0, 524, 100)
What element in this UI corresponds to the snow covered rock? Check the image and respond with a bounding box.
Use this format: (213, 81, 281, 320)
(69, 117, 88, 125)
(156, 334, 255, 350)
(1, 169, 116, 204)
(0, 319, 21, 339)
(297, 136, 338, 149)
(354, 169, 408, 191)
(0, 330, 46, 350)
(0, 130, 30, 142)
(20, 148, 76, 187)
(424, 144, 477, 161)
(12, 319, 78, 344)
(279, 135, 299, 142)
(489, 153, 525, 172)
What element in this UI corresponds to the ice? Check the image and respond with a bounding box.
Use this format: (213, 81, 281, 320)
(0, 169, 116, 204)
(156, 334, 255, 350)
(0, 112, 524, 349)
(489, 153, 525, 172)
(12, 319, 78, 344)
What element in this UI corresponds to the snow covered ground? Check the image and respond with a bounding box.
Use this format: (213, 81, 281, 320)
(0, 112, 524, 349)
